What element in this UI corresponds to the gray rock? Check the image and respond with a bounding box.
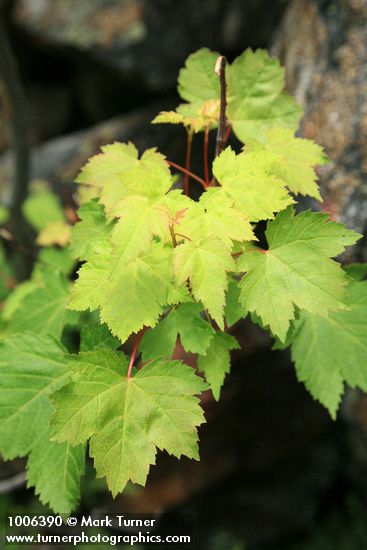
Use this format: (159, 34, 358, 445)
(12, 0, 289, 91)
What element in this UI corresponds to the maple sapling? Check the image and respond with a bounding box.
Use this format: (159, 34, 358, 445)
(0, 47, 365, 515)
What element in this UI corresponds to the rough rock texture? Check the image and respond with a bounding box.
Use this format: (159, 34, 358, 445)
(273, 0, 367, 252)
(12, 0, 289, 91)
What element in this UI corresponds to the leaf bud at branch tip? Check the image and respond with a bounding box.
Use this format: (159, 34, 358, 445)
(215, 55, 226, 76)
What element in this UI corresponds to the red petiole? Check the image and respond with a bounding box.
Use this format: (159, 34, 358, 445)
(167, 160, 208, 189)
(184, 131, 193, 196)
(127, 327, 148, 379)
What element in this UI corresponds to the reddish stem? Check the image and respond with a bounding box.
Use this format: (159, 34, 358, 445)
(214, 56, 228, 158)
(232, 248, 268, 259)
(175, 232, 193, 242)
(204, 128, 210, 185)
(169, 225, 177, 247)
(184, 131, 193, 196)
(168, 160, 207, 189)
(127, 328, 147, 379)
(225, 123, 232, 144)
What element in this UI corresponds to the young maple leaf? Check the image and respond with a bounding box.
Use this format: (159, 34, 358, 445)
(76, 143, 173, 212)
(69, 189, 192, 317)
(100, 242, 189, 343)
(237, 207, 361, 342)
(176, 188, 255, 248)
(174, 238, 235, 329)
(212, 147, 293, 222)
(246, 128, 328, 199)
(51, 350, 208, 496)
(226, 48, 302, 142)
(77, 142, 138, 183)
(178, 47, 220, 105)
(109, 195, 172, 268)
(153, 99, 220, 133)
(153, 48, 221, 133)
(140, 302, 215, 361)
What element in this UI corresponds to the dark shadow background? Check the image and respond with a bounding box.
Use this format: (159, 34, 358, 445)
(1, 1, 367, 548)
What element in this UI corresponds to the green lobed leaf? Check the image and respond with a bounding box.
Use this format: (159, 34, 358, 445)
(237, 207, 361, 341)
(288, 279, 367, 418)
(227, 49, 302, 142)
(26, 428, 85, 514)
(70, 199, 114, 261)
(76, 143, 173, 212)
(246, 128, 328, 199)
(225, 279, 247, 327)
(140, 302, 214, 361)
(120, 148, 173, 199)
(70, 143, 266, 344)
(100, 242, 187, 343)
(109, 194, 171, 268)
(178, 47, 220, 105)
(198, 332, 240, 400)
(155, 47, 302, 139)
(51, 350, 208, 496)
(177, 188, 255, 248)
(76, 141, 138, 192)
(174, 238, 235, 328)
(152, 100, 220, 133)
(152, 111, 187, 126)
(69, 241, 112, 312)
(80, 321, 120, 352)
(152, 49, 222, 133)
(212, 147, 294, 222)
(1, 247, 74, 323)
(0, 333, 68, 460)
(70, 210, 190, 343)
(8, 270, 78, 339)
